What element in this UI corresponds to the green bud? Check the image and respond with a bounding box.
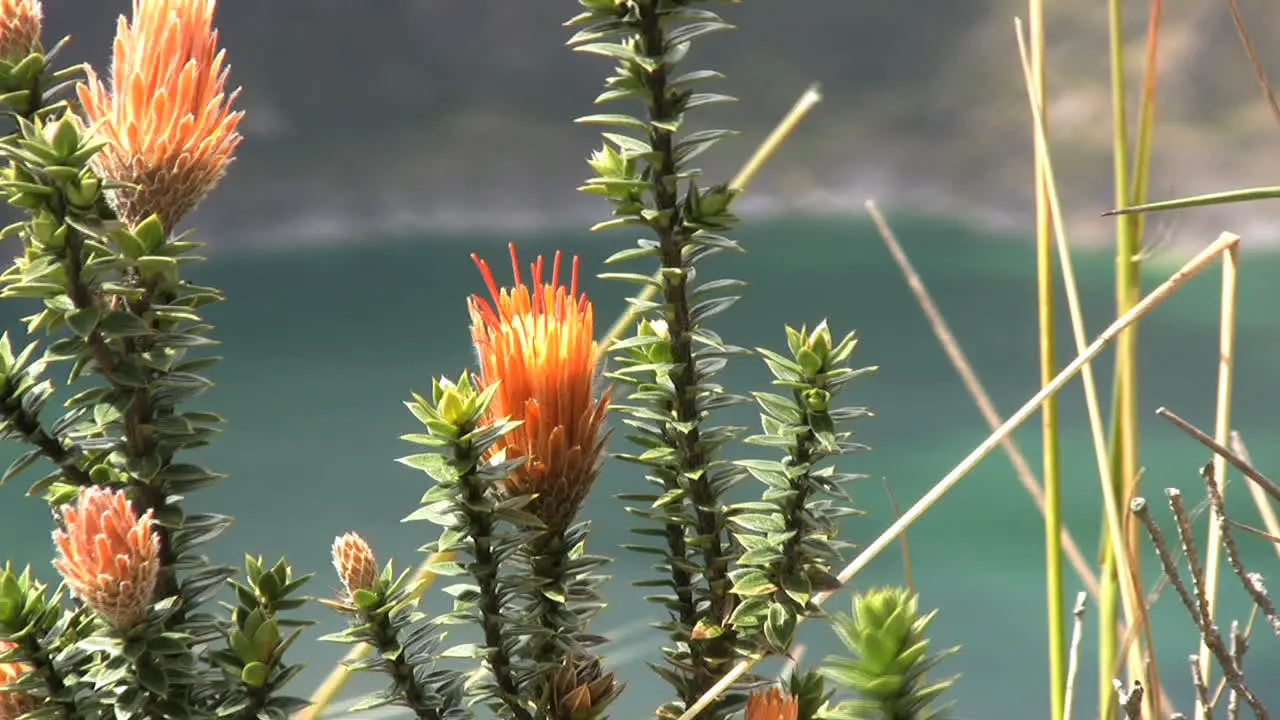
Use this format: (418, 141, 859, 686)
(802, 388, 830, 413)
(45, 116, 82, 161)
(240, 661, 269, 688)
(133, 214, 167, 254)
(64, 174, 101, 211)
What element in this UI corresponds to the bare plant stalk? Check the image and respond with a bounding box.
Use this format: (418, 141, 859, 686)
(1014, 21, 1161, 714)
(1202, 465, 1280, 638)
(1199, 243, 1240, 700)
(1221, 0, 1280, 125)
(1132, 490, 1267, 718)
(1157, 410, 1280, 504)
(1229, 433, 1280, 559)
(1189, 654, 1213, 718)
(865, 200, 1097, 597)
(1064, 592, 1089, 720)
(1026, 3, 1066, 716)
(675, 231, 1242, 720)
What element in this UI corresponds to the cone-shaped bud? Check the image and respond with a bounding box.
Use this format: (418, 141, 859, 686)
(77, 0, 243, 230)
(468, 243, 610, 533)
(549, 650, 620, 720)
(745, 687, 799, 720)
(0, 0, 40, 62)
(0, 641, 37, 720)
(331, 532, 378, 598)
(51, 487, 160, 629)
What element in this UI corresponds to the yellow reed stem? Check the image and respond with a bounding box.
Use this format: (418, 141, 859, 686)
(1014, 20, 1169, 716)
(1197, 241, 1239, 715)
(675, 231, 1241, 720)
(866, 200, 1098, 597)
(1026, 3, 1066, 717)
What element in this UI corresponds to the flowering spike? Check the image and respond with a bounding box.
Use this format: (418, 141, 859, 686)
(0, 641, 37, 720)
(745, 687, 799, 720)
(51, 487, 160, 629)
(331, 532, 378, 597)
(77, 0, 243, 231)
(0, 0, 40, 62)
(468, 244, 610, 532)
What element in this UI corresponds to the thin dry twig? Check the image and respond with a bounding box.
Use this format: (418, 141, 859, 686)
(1228, 621, 1246, 720)
(1064, 591, 1088, 720)
(1157, 408, 1280, 503)
(882, 477, 915, 596)
(1230, 433, 1280, 560)
(1202, 463, 1280, 638)
(864, 199, 1099, 597)
(1116, 680, 1145, 720)
(1189, 654, 1213, 720)
(1222, 0, 1280, 126)
(1131, 492, 1268, 718)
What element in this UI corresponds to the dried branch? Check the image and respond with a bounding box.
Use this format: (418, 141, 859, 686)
(1157, 408, 1280, 503)
(1189, 654, 1213, 720)
(1115, 679, 1145, 719)
(1064, 591, 1088, 720)
(1131, 493, 1268, 719)
(1228, 621, 1246, 720)
(1202, 463, 1280, 638)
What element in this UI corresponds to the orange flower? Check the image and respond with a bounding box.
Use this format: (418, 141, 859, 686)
(745, 687, 800, 720)
(0, 0, 41, 61)
(77, 0, 243, 231)
(0, 641, 37, 720)
(468, 243, 609, 532)
(51, 487, 160, 630)
(331, 532, 378, 597)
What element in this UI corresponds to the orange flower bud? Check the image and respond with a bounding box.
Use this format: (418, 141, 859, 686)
(0, 0, 40, 61)
(77, 0, 243, 231)
(331, 532, 378, 597)
(0, 641, 37, 720)
(745, 687, 799, 720)
(469, 243, 610, 533)
(51, 487, 160, 630)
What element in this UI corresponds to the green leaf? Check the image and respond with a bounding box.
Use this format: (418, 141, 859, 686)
(396, 453, 459, 483)
(1106, 185, 1280, 216)
(97, 311, 151, 338)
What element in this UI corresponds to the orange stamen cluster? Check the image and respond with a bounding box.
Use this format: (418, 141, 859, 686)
(0, 641, 37, 720)
(468, 243, 609, 532)
(77, 0, 243, 231)
(0, 0, 41, 61)
(51, 487, 160, 630)
(745, 687, 800, 720)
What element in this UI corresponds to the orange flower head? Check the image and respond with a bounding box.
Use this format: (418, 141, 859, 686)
(77, 0, 243, 231)
(745, 687, 800, 720)
(468, 243, 610, 533)
(0, 641, 37, 720)
(0, 0, 41, 62)
(331, 532, 378, 597)
(52, 487, 160, 630)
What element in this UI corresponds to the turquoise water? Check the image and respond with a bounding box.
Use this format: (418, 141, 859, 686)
(3, 213, 1280, 718)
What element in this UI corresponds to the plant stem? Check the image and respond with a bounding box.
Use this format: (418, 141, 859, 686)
(1028, 3, 1065, 718)
(458, 451, 528, 720)
(367, 610, 443, 720)
(635, 0, 735, 710)
(1102, 0, 1140, 714)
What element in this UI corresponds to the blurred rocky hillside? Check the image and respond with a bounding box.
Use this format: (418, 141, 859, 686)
(41, 1, 1280, 248)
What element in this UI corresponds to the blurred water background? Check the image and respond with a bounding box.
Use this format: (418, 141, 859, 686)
(3, 214, 1280, 717)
